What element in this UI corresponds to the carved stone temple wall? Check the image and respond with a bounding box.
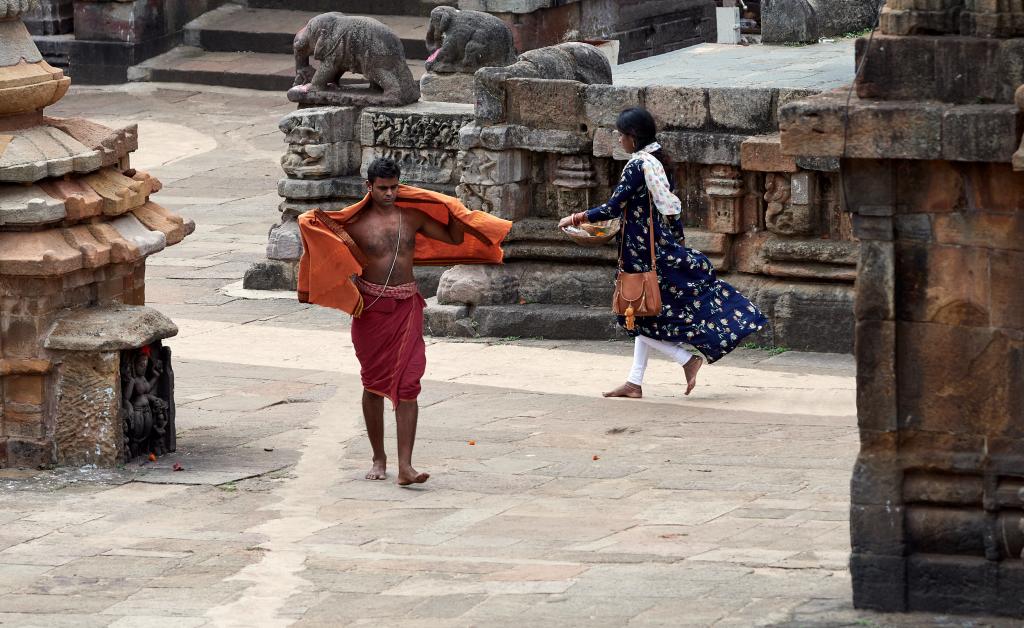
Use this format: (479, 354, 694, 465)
(0, 1, 191, 468)
(780, 0, 1024, 617)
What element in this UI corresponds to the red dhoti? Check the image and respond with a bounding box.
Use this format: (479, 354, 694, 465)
(350, 278, 426, 407)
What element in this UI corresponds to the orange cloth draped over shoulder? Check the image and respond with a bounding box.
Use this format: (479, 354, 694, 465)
(297, 184, 513, 316)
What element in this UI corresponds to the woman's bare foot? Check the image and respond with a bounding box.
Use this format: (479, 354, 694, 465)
(683, 356, 703, 396)
(365, 458, 387, 480)
(397, 465, 429, 486)
(603, 382, 642, 399)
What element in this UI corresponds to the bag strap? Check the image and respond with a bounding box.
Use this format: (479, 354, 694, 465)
(617, 185, 660, 273)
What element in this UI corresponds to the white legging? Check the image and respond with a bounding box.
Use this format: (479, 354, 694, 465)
(627, 335, 694, 386)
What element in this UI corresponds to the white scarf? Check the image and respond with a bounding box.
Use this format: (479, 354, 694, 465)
(630, 142, 681, 217)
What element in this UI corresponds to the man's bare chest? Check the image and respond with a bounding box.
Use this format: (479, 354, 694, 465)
(345, 213, 417, 260)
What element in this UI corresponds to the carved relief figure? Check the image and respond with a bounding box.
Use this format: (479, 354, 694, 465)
(291, 12, 420, 105)
(120, 345, 169, 460)
(369, 113, 463, 150)
(424, 6, 517, 74)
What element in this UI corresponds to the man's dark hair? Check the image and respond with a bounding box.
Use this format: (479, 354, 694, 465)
(367, 157, 401, 184)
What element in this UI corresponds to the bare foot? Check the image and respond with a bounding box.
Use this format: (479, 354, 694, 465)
(603, 382, 642, 399)
(365, 458, 387, 480)
(683, 356, 703, 396)
(397, 466, 429, 486)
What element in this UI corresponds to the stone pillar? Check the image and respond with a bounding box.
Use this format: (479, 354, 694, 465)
(780, 0, 1024, 617)
(245, 106, 363, 292)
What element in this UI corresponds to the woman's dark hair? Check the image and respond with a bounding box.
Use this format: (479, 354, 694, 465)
(616, 107, 672, 169)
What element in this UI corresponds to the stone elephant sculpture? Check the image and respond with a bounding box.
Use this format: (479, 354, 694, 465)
(291, 12, 419, 105)
(424, 6, 517, 74)
(475, 42, 613, 122)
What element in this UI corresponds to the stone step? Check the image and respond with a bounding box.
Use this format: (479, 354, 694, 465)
(127, 46, 424, 91)
(246, 0, 444, 17)
(184, 5, 430, 60)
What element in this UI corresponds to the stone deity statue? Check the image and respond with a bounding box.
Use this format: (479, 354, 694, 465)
(121, 346, 169, 459)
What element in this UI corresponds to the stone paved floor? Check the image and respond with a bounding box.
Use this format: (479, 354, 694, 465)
(0, 84, 1014, 627)
(614, 41, 856, 90)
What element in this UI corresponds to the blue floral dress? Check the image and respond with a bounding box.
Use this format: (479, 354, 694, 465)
(585, 160, 769, 363)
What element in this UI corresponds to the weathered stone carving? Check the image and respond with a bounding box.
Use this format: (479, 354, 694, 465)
(367, 112, 463, 150)
(460, 148, 530, 185)
(765, 171, 817, 235)
(120, 344, 175, 461)
(476, 42, 613, 122)
(361, 147, 457, 185)
(704, 165, 744, 234)
(425, 6, 517, 74)
(288, 13, 420, 107)
(0, 0, 41, 18)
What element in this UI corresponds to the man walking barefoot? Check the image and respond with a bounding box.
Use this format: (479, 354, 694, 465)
(297, 158, 512, 486)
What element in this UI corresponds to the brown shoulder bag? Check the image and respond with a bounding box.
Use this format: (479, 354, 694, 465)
(612, 196, 662, 331)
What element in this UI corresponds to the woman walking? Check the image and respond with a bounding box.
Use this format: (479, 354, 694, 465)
(559, 108, 768, 398)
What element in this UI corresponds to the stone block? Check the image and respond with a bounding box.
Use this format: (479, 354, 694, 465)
(991, 249, 1024, 331)
(281, 141, 362, 180)
(896, 321, 1023, 437)
(708, 88, 775, 133)
(932, 211, 1024, 252)
(280, 107, 360, 145)
(855, 240, 895, 321)
(4, 436, 52, 468)
(436, 265, 519, 306)
(850, 553, 908, 612)
(420, 72, 476, 104)
(893, 160, 964, 214)
(895, 242, 989, 327)
(583, 85, 642, 128)
(456, 182, 530, 221)
(243, 260, 297, 291)
(360, 147, 459, 185)
(658, 131, 744, 166)
(4, 373, 44, 406)
(506, 79, 586, 132)
(780, 94, 944, 161)
(856, 319, 897, 432)
(53, 351, 122, 467)
(905, 506, 988, 556)
(906, 555, 998, 615)
(266, 219, 303, 262)
(771, 282, 855, 352)
(997, 563, 1024, 617)
(644, 86, 707, 130)
(592, 127, 631, 160)
(852, 214, 893, 242)
(850, 454, 903, 505)
(740, 135, 797, 173)
(279, 176, 366, 202)
(856, 34, 938, 102)
(941, 104, 1021, 163)
(459, 149, 530, 185)
(850, 504, 906, 555)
